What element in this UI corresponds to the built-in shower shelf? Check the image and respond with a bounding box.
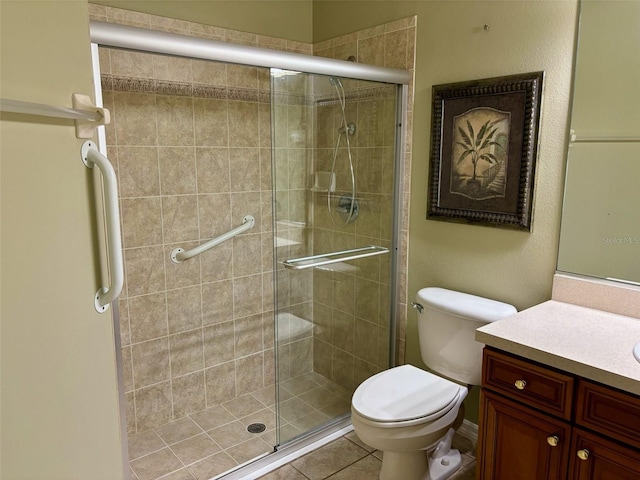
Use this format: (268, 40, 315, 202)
(276, 219, 306, 229)
(277, 312, 313, 343)
(275, 236, 301, 248)
(312, 191, 371, 205)
(316, 262, 359, 274)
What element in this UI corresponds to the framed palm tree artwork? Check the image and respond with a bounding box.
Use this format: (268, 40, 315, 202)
(427, 72, 544, 230)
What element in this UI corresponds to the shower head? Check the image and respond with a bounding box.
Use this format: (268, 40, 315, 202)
(329, 76, 343, 88)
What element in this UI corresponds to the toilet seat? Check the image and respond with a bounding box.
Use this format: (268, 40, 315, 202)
(352, 365, 464, 426)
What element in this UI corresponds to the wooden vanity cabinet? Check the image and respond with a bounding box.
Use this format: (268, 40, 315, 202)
(569, 427, 640, 479)
(478, 390, 571, 478)
(477, 348, 640, 480)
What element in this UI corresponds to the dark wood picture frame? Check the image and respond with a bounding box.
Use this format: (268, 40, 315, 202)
(427, 71, 544, 230)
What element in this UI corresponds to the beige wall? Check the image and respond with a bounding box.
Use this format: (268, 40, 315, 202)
(91, 0, 314, 42)
(314, 0, 578, 421)
(0, 1, 124, 479)
(407, 0, 577, 357)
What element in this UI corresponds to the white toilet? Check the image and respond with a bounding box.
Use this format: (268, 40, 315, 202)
(351, 287, 517, 480)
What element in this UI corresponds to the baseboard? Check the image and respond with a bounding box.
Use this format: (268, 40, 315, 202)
(454, 419, 478, 453)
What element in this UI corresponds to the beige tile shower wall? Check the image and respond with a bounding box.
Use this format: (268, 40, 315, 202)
(91, 4, 313, 434)
(272, 73, 316, 383)
(312, 17, 416, 386)
(88, 4, 312, 54)
(311, 86, 396, 391)
(104, 66, 273, 434)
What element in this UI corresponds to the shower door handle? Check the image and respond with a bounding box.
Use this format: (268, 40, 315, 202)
(282, 245, 389, 270)
(81, 141, 124, 313)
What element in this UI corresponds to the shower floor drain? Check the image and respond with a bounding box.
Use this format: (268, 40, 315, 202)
(247, 423, 266, 434)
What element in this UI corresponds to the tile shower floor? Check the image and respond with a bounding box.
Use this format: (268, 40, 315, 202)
(128, 372, 353, 480)
(128, 371, 477, 480)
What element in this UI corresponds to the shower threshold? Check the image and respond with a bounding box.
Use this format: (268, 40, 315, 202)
(215, 415, 353, 480)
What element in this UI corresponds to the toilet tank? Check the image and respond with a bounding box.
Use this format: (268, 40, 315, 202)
(416, 288, 517, 385)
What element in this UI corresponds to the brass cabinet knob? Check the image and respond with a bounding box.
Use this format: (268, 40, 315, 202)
(515, 379, 527, 390)
(547, 436, 559, 447)
(577, 449, 590, 461)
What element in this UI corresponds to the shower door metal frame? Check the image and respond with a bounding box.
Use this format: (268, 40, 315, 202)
(89, 43, 129, 480)
(90, 21, 411, 85)
(90, 18, 411, 369)
(89, 20, 410, 479)
(269, 72, 408, 444)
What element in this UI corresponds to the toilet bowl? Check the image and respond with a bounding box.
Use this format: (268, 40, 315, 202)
(352, 365, 467, 480)
(351, 288, 517, 480)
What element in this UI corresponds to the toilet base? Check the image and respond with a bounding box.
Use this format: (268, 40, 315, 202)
(380, 450, 427, 480)
(379, 428, 463, 480)
(427, 427, 463, 480)
(378, 449, 462, 480)
(428, 448, 462, 480)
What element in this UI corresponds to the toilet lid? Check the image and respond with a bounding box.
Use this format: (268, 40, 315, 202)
(352, 365, 463, 423)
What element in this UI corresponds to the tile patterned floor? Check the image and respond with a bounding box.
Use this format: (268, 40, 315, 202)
(127, 370, 476, 480)
(128, 372, 352, 480)
(257, 431, 477, 480)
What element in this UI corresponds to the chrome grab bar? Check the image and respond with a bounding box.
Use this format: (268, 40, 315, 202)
(282, 245, 389, 270)
(171, 215, 255, 263)
(81, 141, 124, 313)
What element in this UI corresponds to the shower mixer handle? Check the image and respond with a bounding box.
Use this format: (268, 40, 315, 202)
(336, 194, 359, 222)
(338, 122, 356, 136)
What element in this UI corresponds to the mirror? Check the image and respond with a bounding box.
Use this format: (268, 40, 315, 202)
(557, 0, 640, 284)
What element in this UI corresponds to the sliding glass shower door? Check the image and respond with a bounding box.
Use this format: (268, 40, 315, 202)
(271, 69, 399, 444)
(97, 30, 402, 477)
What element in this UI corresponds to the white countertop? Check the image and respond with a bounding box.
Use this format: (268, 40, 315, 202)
(475, 300, 640, 396)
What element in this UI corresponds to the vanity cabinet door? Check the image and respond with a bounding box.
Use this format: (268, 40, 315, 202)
(477, 389, 571, 480)
(568, 427, 640, 479)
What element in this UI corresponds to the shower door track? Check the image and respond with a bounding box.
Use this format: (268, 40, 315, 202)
(215, 416, 353, 480)
(90, 21, 411, 85)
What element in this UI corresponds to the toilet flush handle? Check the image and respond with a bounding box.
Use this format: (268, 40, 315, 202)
(411, 302, 424, 314)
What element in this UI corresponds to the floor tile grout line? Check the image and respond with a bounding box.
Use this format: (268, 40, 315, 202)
(129, 444, 170, 463)
(129, 465, 142, 480)
(155, 468, 196, 480)
(319, 451, 379, 480)
(130, 372, 354, 479)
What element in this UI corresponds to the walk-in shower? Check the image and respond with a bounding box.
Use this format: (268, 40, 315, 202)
(90, 17, 409, 480)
